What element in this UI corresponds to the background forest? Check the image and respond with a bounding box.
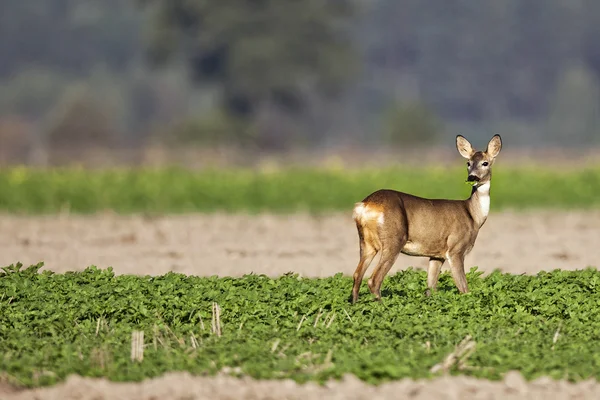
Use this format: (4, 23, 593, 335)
(1, 0, 599, 166)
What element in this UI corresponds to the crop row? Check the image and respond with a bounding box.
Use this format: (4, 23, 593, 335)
(0, 166, 598, 214)
(2, 263, 600, 387)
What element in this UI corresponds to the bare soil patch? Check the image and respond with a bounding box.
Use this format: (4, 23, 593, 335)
(4, 371, 600, 400)
(1, 210, 599, 400)
(0, 210, 597, 277)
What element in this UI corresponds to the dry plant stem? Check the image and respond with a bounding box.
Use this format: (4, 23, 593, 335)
(430, 335, 476, 374)
(211, 303, 222, 337)
(296, 314, 306, 331)
(313, 308, 323, 327)
(271, 339, 280, 353)
(552, 322, 562, 351)
(326, 312, 336, 328)
(130, 331, 144, 363)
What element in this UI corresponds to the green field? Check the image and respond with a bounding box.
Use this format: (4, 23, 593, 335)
(2, 263, 600, 388)
(2, 165, 599, 389)
(0, 165, 598, 213)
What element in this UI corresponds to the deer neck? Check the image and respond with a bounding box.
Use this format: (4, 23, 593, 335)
(468, 181, 491, 227)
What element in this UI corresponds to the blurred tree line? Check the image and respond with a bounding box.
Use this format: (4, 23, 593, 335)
(1, 0, 600, 164)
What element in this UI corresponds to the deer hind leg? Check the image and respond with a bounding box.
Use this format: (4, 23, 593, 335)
(447, 254, 469, 293)
(367, 246, 402, 301)
(367, 229, 406, 301)
(425, 258, 445, 296)
(351, 221, 379, 304)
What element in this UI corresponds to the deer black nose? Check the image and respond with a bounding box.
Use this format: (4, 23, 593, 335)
(467, 175, 480, 182)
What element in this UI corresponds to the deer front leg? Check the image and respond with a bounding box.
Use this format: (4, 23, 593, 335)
(424, 258, 444, 296)
(447, 254, 469, 293)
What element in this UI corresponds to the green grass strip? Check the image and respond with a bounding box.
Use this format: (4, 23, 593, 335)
(2, 263, 600, 388)
(0, 166, 598, 213)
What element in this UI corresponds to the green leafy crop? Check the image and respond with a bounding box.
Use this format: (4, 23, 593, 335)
(0, 165, 598, 213)
(2, 263, 600, 388)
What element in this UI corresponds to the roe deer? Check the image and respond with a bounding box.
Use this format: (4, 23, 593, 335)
(350, 134, 502, 304)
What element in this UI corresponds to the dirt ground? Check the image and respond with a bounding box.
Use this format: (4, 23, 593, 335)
(1, 210, 600, 400)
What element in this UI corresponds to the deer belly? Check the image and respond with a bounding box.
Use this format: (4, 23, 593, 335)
(401, 241, 443, 258)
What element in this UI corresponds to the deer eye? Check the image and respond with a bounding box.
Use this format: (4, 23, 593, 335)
(482, 162, 489, 166)
(466, 162, 471, 167)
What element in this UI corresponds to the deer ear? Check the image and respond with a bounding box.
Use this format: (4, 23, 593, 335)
(456, 135, 475, 159)
(486, 134, 502, 158)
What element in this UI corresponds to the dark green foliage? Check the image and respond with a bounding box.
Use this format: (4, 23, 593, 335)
(5, 1, 600, 148)
(0, 166, 598, 214)
(2, 263, 600, 388)
(140, 0, 357, 148)
(0, 0, 140, 77)
(383, 102, 442, 146)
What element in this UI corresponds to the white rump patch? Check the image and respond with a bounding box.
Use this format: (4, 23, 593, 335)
(352, 202, 366, 221)
(353, 202, 384, 225)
